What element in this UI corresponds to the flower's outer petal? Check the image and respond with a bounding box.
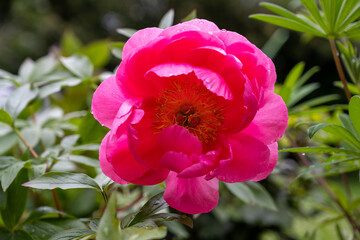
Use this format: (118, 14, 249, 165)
(250, 142, 278, 181)
(215, 30, 276, 91)
(122, 27, 163, 60)
(99, 132, 128, 184)
(128, 99, 165, 170)
(213, 133, 270, 183)
(183, 19, 220, 33)
(159, 31, 225, 63)
(92, 76, 128, 128)
(158, 125, 202, 155)
(240, 92, 288, 145)
(164, 171, 219, 214)
(106, 131, 168, 185)
(159, 23, 200, 38)
(146, 63, 233, 100)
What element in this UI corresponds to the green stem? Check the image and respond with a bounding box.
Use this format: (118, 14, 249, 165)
(329, 38, 352, 101)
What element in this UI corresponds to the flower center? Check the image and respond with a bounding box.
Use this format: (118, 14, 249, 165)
(153, 78, 224, 144)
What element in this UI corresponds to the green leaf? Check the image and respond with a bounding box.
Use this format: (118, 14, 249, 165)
(19, 59, 35, 83)
(335, 0, 360, 32)
(22, 172, 102, 193)
(300, 0, 328, 32)
(5, 84, 38, 119)
(28, 164, 47, 180)
(336, 2, 360, 33)
(38, 78, 82, 98)
(24, 206, 71, 224)
(58, 155, 99, 168)
(1, 161, 26, 191)
(0, 109, 13, 126)
(110, 42, 125, 59)
(23, 221, 63, 240)
(159, 9, 174, 29)
(48, 229, 95, 240)
(120, 226, 167, 240)
(29, 55, 58, 83)
(349, 95, 360, 137)
(280, 147, 360, 155)
(225, 182, 255, 205)
(116, 28, 137, 38)
(0, 188, 6, 210)
(308, 123, 360, 149)
(80, 40, 110, 68)
(0, 230, 33, 240)
(60, 134, 79, 151)
(122, 192, 167, 228)
(60, 54, 93, 79)
(61, 30, 83, 55)
(182, 9, 197, 22)
(287, 83, 319, 108)
(261, 28, 289, 59)
(250, 14, 325, 37)
(291, 94, 339, 112)
(72, 144, 100, 151)
(0, 132, 17, 155)
(334, 81, 360, 94)
(79, 111, 108, 143)
(1, 168, 28, 230)
(146, 213, 193, 228)
(97, 193, 121, 240)
(246, 182, 277, 211)
(338, 113, 359, 139)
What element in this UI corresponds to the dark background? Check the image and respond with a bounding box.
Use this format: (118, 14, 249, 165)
(0, 0, 342, 101)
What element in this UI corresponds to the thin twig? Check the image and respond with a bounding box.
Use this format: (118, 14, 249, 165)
(14, 127, 63, 217)
(286, 133, 360, 233)
(329, 38, 352, 102)
(14, 128, 38, 159)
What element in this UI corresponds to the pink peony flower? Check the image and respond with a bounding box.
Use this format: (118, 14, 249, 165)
(92, 19, 288, 214)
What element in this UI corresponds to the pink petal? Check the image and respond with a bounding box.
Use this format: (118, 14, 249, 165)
(164, 171, 219, 214)
(99, 132, 128, 184)
(146, 63, 233, 100)
(183, 19, 220, 33)
(160, 151, 192, 173)
(159, 23, 200, 37)
(128, 99, 165, 170)
(158, 125, 202, 155)
(215, 30, 276, 91)
(105, 130, 168, 185)
(178, 151, 217, 178)
(91, 76, 128, 128)
(250, 142, 278, 181)
(240, 92, 288, 145)
(213, 133, 270, 183)
(185, 46, 227, 73)
(158, 31, 225, 63)
(122, 27, 163, 60)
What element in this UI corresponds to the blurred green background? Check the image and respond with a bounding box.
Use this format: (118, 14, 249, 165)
(0, 0, 356, 239)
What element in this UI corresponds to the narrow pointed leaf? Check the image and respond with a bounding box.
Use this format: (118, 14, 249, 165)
(22, 172, 102, 193)
(280, 147, 360, 155)
(0, 110, 13, 126)
(349, 95, 360, 137)
(250, 14, 325, 37)
(97, 194, 120, 240)
(159, 9, 174, 29)
(300, 0, 328, 31)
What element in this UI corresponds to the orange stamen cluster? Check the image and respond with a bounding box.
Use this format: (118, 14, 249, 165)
(153, 78, 224, 144)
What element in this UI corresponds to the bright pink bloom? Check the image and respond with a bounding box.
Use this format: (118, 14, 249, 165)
(92, 19, 288, 214)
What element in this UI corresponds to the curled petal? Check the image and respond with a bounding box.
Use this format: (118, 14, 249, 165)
(213, 133, 270, 183)
(146, 63, 233, 100)
(164, 171, 219, 214)
(158, 125, 202, 155)
(178, 151, 217, 178)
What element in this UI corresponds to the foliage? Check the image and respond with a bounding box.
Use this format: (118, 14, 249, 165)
(1, 1, 360, 239)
